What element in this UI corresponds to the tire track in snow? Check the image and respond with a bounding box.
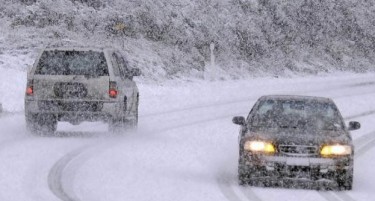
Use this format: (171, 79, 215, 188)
(48, 142, 118, 201)
(221, 100, 375, 201)
(48, 146, 89, 201)
(355, 134, 375, 157)
(319, 192, 342, 201)
(139, 89, 375, 138)
(316, 106, 375, 201)
(327, 110, 375, 201)
(226, 106, 375, 201)
(140, 80, 375, 118)
(335, 193, 357, 201)
(239, 186, 263, 201)
(0, 111, 23, 120)
(218, 111, 375, 201)
(46, 109, 256, 201)
(145, 108, 375, 201)
(325, 135, 375, 201)
(143, 89, 375, 201)
(318, 129, 375, 201)
(217, 176, 244, 201)
(46, 111, 375, 201)
(46, 79, 375, 201)
(345, 110, 375, 121)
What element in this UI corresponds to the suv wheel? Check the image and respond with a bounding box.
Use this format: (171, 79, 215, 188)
(26, 113, 57, 135)
(108, 119, 123, 133)
(109, 118, 137, 132)
(109, 98, 139, 133)
(129, 97, 139, 128)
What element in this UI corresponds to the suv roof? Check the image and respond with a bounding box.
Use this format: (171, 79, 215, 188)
(44, 46, 116, 52)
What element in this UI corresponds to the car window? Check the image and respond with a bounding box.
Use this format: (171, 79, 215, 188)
(110, 53, 121, 76)
(251, 99, 344, 131)
(113, 52, 130, 79)
(35, 50, 109, 76)
(281, 100, 337, 119)
(256, 100, 276, 115)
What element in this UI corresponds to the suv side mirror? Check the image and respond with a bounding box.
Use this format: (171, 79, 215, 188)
(348, 121, 361, 131)
(131, 68, 141, 76)
(232, 116, 246, 125)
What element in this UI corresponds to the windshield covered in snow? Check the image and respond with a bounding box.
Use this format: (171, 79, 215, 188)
(250, 99, 344, 131)
(35, 50, 109, 76)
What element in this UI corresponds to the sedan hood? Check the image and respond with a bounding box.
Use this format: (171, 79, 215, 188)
(245, 127, 352, 146)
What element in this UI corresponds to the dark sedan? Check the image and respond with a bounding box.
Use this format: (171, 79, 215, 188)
(232, 95, 360, 190)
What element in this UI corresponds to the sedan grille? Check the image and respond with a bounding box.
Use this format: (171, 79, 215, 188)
(278, 145, 318, 157)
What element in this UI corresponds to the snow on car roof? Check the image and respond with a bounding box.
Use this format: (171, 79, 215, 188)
(259, 95, 333, 103)
(44, 46, 114, 52)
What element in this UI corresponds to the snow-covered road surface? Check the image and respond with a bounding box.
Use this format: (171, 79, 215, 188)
(1, 74, 375, 201)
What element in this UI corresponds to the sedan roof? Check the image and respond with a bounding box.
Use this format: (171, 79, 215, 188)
(259, 95, 333, 103)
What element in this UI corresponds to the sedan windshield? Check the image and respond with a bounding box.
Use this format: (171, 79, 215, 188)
(251, 99, 344, 131)
(35, 50, 109, 76)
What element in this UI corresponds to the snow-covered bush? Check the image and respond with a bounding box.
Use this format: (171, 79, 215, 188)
(1, 0, 375, 80)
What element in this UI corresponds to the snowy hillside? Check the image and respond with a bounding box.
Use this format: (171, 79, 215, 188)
(1, 0, 375, 81)
(2, 1, 375, 201)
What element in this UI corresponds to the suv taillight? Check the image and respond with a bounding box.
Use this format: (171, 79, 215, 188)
(109, 81, 118, 98)
(26, 80, 34, 96)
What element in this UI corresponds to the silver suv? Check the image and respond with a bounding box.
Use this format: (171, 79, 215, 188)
(25, 47, 140, 134)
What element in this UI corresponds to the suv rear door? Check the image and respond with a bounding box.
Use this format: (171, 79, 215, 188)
(30, 50, 111, 101)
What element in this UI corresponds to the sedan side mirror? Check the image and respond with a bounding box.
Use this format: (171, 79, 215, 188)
(131, 68, 141, 76)
(232, 116, 246, 125)
(348, 121, 361, 131)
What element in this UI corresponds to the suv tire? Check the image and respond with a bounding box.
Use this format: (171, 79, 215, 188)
(26, 113, 57, 135)
(108, 98, 138, 133)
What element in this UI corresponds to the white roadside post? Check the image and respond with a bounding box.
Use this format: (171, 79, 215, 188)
(210, 43, 215, 80)
(204, 42, 216, 80)
(113, 22, 126, 49)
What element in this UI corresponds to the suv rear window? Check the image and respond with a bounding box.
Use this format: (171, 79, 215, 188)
(35, 50, 109, 76)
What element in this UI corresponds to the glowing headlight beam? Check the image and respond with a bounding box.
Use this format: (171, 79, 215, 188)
(244, 141, 275, 153)
(320, 145, 351, 156)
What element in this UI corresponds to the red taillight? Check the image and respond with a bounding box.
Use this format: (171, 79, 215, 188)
(26, 87, 33, 96)
(109, 89, 118, 98)
(109, 81, 118, 98)
(26, 80, 34, 96)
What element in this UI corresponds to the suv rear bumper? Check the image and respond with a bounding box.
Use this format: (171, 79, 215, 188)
(25, 100, 123, 121)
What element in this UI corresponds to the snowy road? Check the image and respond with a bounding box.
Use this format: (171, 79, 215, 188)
(1, 74, 375, 201)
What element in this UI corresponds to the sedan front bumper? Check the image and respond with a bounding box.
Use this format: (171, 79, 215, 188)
(240, 153, 352, 182)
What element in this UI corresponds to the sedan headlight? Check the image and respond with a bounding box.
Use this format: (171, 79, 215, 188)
(244, 140, 276, 154)
(320, 144, 352, 156)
